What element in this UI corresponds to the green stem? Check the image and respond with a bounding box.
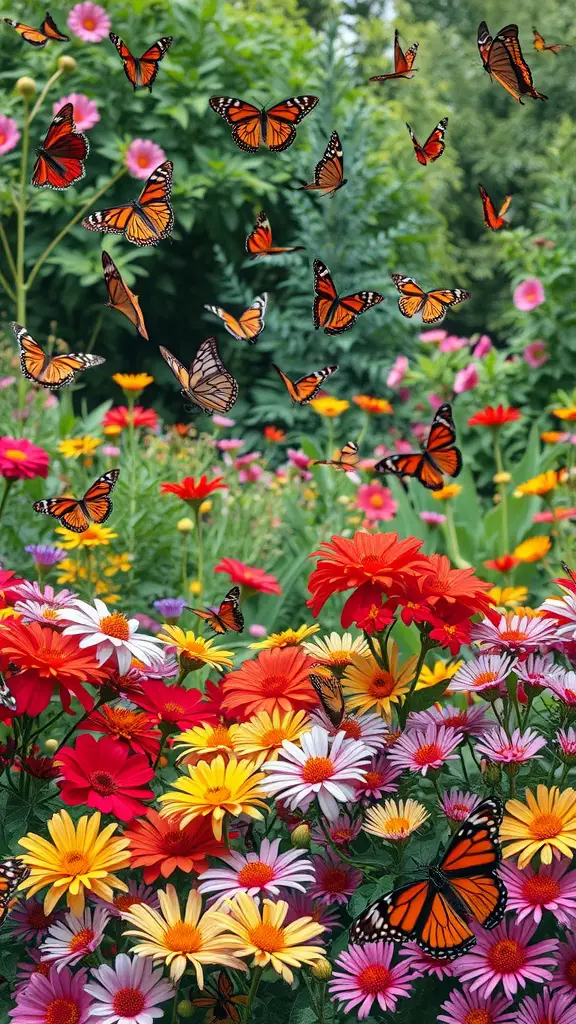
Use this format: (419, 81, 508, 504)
(493, 431, 509, 554)
(126, 394, 137, 555)
(28, 68, 64, 124)
(16, 97, 29, 324)
(443, 503, 470, 569)
(26, 708, 66, 747)
(0, 478, 14, 521)
(55, 696, 106, 754)
(364, 630, 386, 670)
(181, 533, 189, 596)
(0, 268, 16, 301)
(194, 505, 204, 597)
(0, 219, 17, 282)
(170, 981, 180, 1024)
(356, 412, 370, 448)
(325, 417, 334, 460)
(398, 636, 434, 728)
(243, 967, 263, 1024)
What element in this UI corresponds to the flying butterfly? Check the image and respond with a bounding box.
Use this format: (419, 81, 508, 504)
(478, 22, 547, 102)
(0, 674, 16, 714)
(391, 274, 470, 324)
(209, 95, 319, 152)
(190, 587, 244, 635)
(160, 338, 238, 416)
(533, 27, 575, 54)
(375, 403, 462, 492)
(313, 260, 384, 335)
(245, 212, 305, 258)
(10, 322, 105, 390)
(32, 103, 89, 190)
(82, 160, 173, 247)
(312, 440, 360, 472)
(310, 673, 345, 728)
(369, 29, 418, 82)
(109, 32, 173, 91)
(204, 294, 267, 344)
(298, 131, 347, 198)
(4, 11, 68, 47)
(33, 470, 120, 533)
(272, 362, 338, 405)
(101, 252, 148, 339)
(191, 971, 248, 1024)
(478, 185, 512, 231)
(406, 118, 448, 166)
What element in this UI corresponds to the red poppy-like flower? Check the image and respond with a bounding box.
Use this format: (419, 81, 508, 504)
(133, 679, 206, 730)
(343, 583, 396, 634)
(428, 608, 473, 656)
(160, 475, 227, 505)
(264, 426, 286, 442)
(201, 679, 227, 722)
(83, 704, 161, 759)
(56, 733, 154, 821)
(123, 808, 225, 883)
(0, 437, 49, 480)
(215, 557, 282, 596)
(484, 554, 519, 572)
(467, 406, 521, 428)
(222, 646, 317, 720)
(102, 405, 159, 434)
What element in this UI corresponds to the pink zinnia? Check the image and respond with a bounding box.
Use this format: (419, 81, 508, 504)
(67, 2, 110, 42)
(52, 94, 99, 131)
(440, 334, 467, 352)
(454, 363, 479, 394)
(387, 723, 462, 776)
(473, 334, 493, 358)
(451, 918, 558, 998)
(329, 941, 414, 1019)
(514, 279, 545, 312)
(9, 967, 92, 1023)
(441, 788, 481, 822)
(419, 329, 447, 343)
(287, 448, 311, 470)
(197, 838, 314, 900)
(217, 438, 244, 451)
(475, 726, 547, 763)
(438, 988, 515, 1024)
(550, 935, 576, 995)
(356, 482, 397, 522)
(213, 415, 235, 427)
(309, 849, 363, 905)
(386, 355, 408, 388)
(419, 511, 447, 525)
(125, 139, 167, 180)
(399, 942, 453, 980)
(0, 115, 20, 155)
(499, 859, 576, 927)
(0, 437, 49, 479)
(524, 340, 548, 367)
(353, 754, 402, 799)
(517, 990, 576, 1024)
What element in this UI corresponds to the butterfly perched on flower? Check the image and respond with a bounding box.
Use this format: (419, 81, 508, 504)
(272, 363, 338, 404)
(375, 403, 462, 492)
(82, 160, 173, 246)
(391, 274, 470, 324)
(192, 971, 248, 1024)
(109, 32, 173, 91)
(478, 185, 512, 231)
(209, 94, 319, 152)
(405, 118, 448, 165)
(160, 338, 238, 416)
(33, 470, 120, 533)
(101, 252, 148, 339)
(11, 322, 105, 390)
(0, 673, 16, 714)
(298, 131, 347, 198)
(4, 12, 68, 46)
(204, 294, 267, 343)
(245, 212, 305, 259)
(478, 22, 547, 102)
(312, 441, 360, 472)
(310, 673, 345, 728)
(32, 103, 89, 190)
(533, 27, 575, 53)
(313, 260, 384, 335)
(351, 798, 507, 958)
(190, 587, 244, 635)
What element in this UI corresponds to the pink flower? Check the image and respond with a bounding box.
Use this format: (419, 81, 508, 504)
(284, 893, 340, 932)
(238, 463, 262, 484)
(550, 935, 576, 995)
(125, 139, 167, 180)
(9, 898, 65, 946)
(500, 859, 576, 926)
(217, 438, 244, 451)
(101, 445, 121, 457)
(356, 482, 397, 523)
(473, 334, 493, 358)
(386, 356, 408, 388)
(409, 703, 489, 737)
(546, 670, 576, 706)
(52, 94, 99, 132)
(441, 789, 481, 822)
(517, 990, 576, 1024)
(475, 726, 547, 763)
(310, 812, 362, 847)
(524, 340, 548, 367)
(213, 415, 235, 427)
(0, 436, 49, 479)
(454, 363, 479, 394)
(329, 941, 414, 1019)
(198, 838, 314, 900)
(0, 376, 15, 388)
(514, 279, 545, 312)
(249, 624, 267, 638)
(451, 918, 558, 998)
(515, 653, 557, 691)
(440, 334, 467, 352)
(399, 942, 454, 979)
(85, 954, 174, 1023)
(420, 511, 447, 525)
(471, 614, 557, 655)
(39, 906, 109, 970)
(388, 723, 462, 776)
(0, 115, 20, 155)
(309, 709, 388, 753)
(449, 654, 515, 696)
(287, 449, 311, 470)
(67, 2, 110, 42)
(558, 727, 576, 759)
(353, 754, 402, 799)
(234, 452, 261, 466)
(428, 392, 444, 410)
(419, 329, 447, 343)
(9, 967, 92, 1023)
(309, 849, 363, 905)
(438, 988, 515, 1024)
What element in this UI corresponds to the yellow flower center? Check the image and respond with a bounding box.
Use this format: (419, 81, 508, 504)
(4, 449, 27, 461)
(357, 964, 392, 994)
(205, 785, 231, 804)
(522, 875, 560, 904)
(500, 629, 527, 642)
(209, 726, 234, 747)
(260, 727, 288, 746)
(529, 812, 564, 840)
(68, 927, 94, 952)
(42, 608, 59, 620)
(382, 816, 411, 836)
(99, 612, 131, 640)
(464, 1011, 491, 1024)
(237, 861, 276, 887)
(301, 756, 335, 783)
(488, 938, 525, 972)
(367, 671, 397, 697)
(61, 850, 90, 876)
(164, 921, 203, 953)
(164, 702, 185, 714)
(46, 998, 80, 1024)
(413, 743, 442, 766)
(248, 922, 285, 952)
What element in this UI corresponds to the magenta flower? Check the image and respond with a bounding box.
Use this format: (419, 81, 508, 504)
(517, 990, 576, 1024)
(67, 2, 110, 42)
(356, 482, 397, 523)
(198, 838, 315, 900)
(419, 511, 447, 525)
(310, 812, 362, 847)
(284, 892, 340, 932)
(125, 139, 167, 180)
(329, 941, 414, 1019)
(475, 726, 547, 763)
(9, 966, 92, 1023)
(52, 94, 99, 131)
(0, 115, 20, 155)
(514, 279, 545, 311)
(85, 954, 174, 1023)
(428, 391, 444, 410)
(515, 653, 557, 690)
(546, 670, 576, 706)
(386, 355, 408, 388)
(248, 623, 266, 638)
(441, 789, 482, 822)
(550, 935, 576, 995)
(524, 340, 548, 367)
(409, 703, 489, 737)
(399, 942, 453, 979)
(454, 362, 479, 394)
(9, 898, 64, 946)
(287, 448, 311, 470)
(473, 334, 493, 358)
(470, 614, 557, 655)
(438, 988, 515, 1024)
(387, 723, 462, 776)
(213, 414, 235, 427)
(440, 334, 467, 352)
(499, 859, 576, 927)
(558, 727, 576, 760)
(353, 754, 402, 799)
(309, 850, 363, 905)
(451, 918, 558, 998)
(419, 329, 447, 343)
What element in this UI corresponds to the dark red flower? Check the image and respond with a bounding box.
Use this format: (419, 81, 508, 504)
(160, 475, 227, 505)
(57, 733, 154, 821)
(0, 569, 24, 607)
(467, 406, 521, 428)
(19, 754, 58, 779)
(134, 679, 205, 730)
(215, 557, 282, 596)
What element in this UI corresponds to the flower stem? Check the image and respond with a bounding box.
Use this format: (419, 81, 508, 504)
(0, 219, 17, 282)
(493, 431, 509, 554)
(193, 506, 204, 597)
(15, 97, 30, 412)
(243, 967, 263, 1023)
(28, 68, 64, 125)
(126, 394, 137, 556)
(443, 503, 470, 569)
(0, 478, 14, 521)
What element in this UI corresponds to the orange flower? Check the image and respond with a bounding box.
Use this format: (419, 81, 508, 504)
(103, 406, 158, 435)
(264, 426, 286, 442)
(123, 808, 225, 883)
(222, 647, 317, 720)
(352, 395, 393, 414)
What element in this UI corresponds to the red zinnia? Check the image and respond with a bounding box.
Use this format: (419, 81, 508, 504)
(0, 569, 24, 606)
(160, 475, 227, 505)
(484, 554, 519, 572)
(215, 557, 282, 596)
(419, 554, 493, 616)
(102, 406, 159, 434)
(467, 406, 521, 428)
(124, 808, 225, 882)
(133, 679, 205, 730)
(264, 426, 286, 442)
(83, 704, 161, 759)
(222, 646, 317, 719)
(428, 607, 473, 655)
(0, 437, 49, 479)
(57, 733, 154, 821)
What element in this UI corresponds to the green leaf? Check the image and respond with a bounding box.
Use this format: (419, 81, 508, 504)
(405, 679, 450, 713)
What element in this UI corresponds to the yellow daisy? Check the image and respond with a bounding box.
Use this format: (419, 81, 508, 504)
(233, 709, 311, 766)
(501, 785, 576, 869)
(112, 372, 154, 392)
(157, 625, 234, 671)
(416, 658, 463, 691)
(514, 470, 561, 497)
(174, 722, 241, 763)
(158, 755, 268, 841)
(302, 631, 369, 674)
(431, 484, 462, 501)
(103, 552, 133, 576)
(55, 524, 118, 549)
(363, 798, 430, 842)
(249, 624, 320, 650)
(489, 585, 529, 610)
(58, 436, 102, 459)
(308, 396, 350, 417)
(343, 639, 418, 718)
(513, 536, 552, 563)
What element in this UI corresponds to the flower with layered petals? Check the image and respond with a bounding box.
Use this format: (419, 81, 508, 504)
(343, 639, 418, 718)
(248, 623, 320, 650)
(309, 849, 363, 905)
(409, 703, 489, 737)
(133, 681, 205, 730)
(388, 723, 462, 776)
(329, 941, 414, 1019)
(86, 953, 175, 1023)
(9, 966, 92, 1024)
(103, 406, 158, 434)
(160, 475, 227, 506)
(83, 705, 161, 758)
(489, 586, 529, 610)
(441, 789, 482, 822)
(311, 708, 388, 752)
(501, 786, 576, 869)
(309, 395, 349, 417)
(485, 554, 519, 572)
(56, 523, 117, 549)
(356, 483, 397, 523)
(0, 115, 20, 154)
(514, 279, 545, 311)
(158, 755, 267, 841)
(468, 406, 521, 428)
(233, 709, 311, 766)
(353, 395, 393, 414)
(215, 557, 282, 595)
(476, 726, 547, 764)
(67, 1, 110, 40)
(125, 139, 167, 180)
(56, 734, 154, 821)
(174, 722, 240, 765)
(124, 809, 224, 883)
(550, 935, 576, 995)
(0, 436, 49, 479)
(438, 988, 515, 1024)
(302, 632, 369, 673)
(58, 436, 102, 460)
(25, 545, 67, 568)
(449, 653, 516, 695)
(451, 918, 558, 998)
(222, 646, 317, 719)
(9, 898, 64, 946)
(157, 625, 234, 671)
(471, 614, 557, 655)
(264, 425, 286, 442)
(363, 798, 429, 841)
(311, 812, 362, 847)
(198, 838, 314, 901)
(61, 599, 163, 675)
(558, 727, 576, 760)
(92, 880, 160, 919)
(515, 471, 562, 497)
(541, 586, 576, 642)
(39, 906, 109, 970)
(353, 754, 402, 799)
(417, 658, 463, 691)
(499, 859, 576, 926)
(112, 373, 153, 393)
(517, 990, 576, 1024)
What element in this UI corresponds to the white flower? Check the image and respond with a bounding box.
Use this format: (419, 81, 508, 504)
(86, 952, 175, 1024)
(40, 906, 109, 970)
(197, 837, 315, 900)
(61, 598, 164, 675)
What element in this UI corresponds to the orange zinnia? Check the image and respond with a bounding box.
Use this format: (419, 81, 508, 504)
(123, 808, 225, 883)
(222, 647, 317, 720)
(419, 554, 494, 615)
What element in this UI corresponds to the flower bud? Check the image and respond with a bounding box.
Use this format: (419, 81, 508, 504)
(189, 580, 202, 595)
(177, 999, 195, 1018)
(482, 758, 502, 786)
(199, 499, 212, 515)
(494, 471, 511, 484)
(58, 55, 77, 73)
(291, 823, 311, 849)
(16, 77, 36, 98)
(177, 517, 194, 533)
(44, 738, 58, 753)
(310, 957, 332, 981)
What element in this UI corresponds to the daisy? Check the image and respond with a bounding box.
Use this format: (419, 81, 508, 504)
(542, 586, 576, 641)
(284, 893, 340, 932)
(309, 850, 363, 905)
(388, 723, 462, 776)
(12, 600, 70, 626)
(343, 639, 419, 717)
(550, 935, 576, 995)
(516, 652, 558, 690)
(547, 670, 576, 706)
(125, 139, 167, 181)
(222, 646, 317, 719)
(39, 906, 109, 971)
(353, 754, 402, 799)
(249, 623, 320, 649)
(449, 654, 516, 695)
(174, 722, 240, 764)
(233, 709, 311, 766)
(441, 789, 482, 823)
(92, 880, 160, 919)
(516, 990, 576, 1024)
(86, 953, 174, 1024)
(363, 798, 429, 841)
(197, 838, 315, 900)
(399, 942, 453, 980)
(303, 631, 369, 672)
(557, 728, 576, 761)
(451, 918, 558, 998)
(475, 726, 547, 764)
(309, 709, 388, 752)
(329, 941, 414, 1019)
(157, 625, 234, 671)
(438, 988, 515, 1024)
(124, 809, 224, 884)
(500, 785, 576, 868)
(8, 966, 92, 1024)
(13, 949, 51, 997)
(470, 614, 558, 655)
(9, 897, 64, 946)
(61, 599, 164, 675)
(311, 812, 362, 847)
(499, 859, 576, 926)
(67, 1, 110, 41)
(158, 755, 267, 841)
(408, 703, 490, 736)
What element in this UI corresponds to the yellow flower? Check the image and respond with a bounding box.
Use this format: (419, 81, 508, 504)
(493, 471, 511, 485)
(489, 585, 529, 609)
(352, 395, 393, 414)
(157, 625, 234, 671)
(123, 883, 246, 984)
(174, 722, 240, 763)
(56, 558, 85, 584)
(158, 755, 268, 841)
(103, 552, 133, 576)
(58, 436, 102, 459)
(343, 639, 418, 718)
(177, 517, 195, 533)
(199, 499, 212, 515)
(55, 524, 118, 549)
(432, 484, 462, 501)
(112, 372, 154, 392)
(249, 624, 320, 650)
(541, 431, 567, 443)
(513, 606, 545, 618)
(416, 658, 463, 691)
(514, 471, 561, 497)
(302, 631, 369, 673)
(553, 407, 576, 421)
(500, 785, 576, 869)
(189, 580, 202, 595)
(234, 709, 311, 766)
(309, 396, 350, 417)
(0, 607, 18, 620)
(18, 809, 130, 915)
(514, 536, 552, 563)
(363, 798, 430, 841)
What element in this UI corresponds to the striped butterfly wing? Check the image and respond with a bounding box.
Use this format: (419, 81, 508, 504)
(245, 211, 305, 257)
(12, 323, 104, 389)
(299, 131, 347, 197)
(204, 294, 267, 343)
(101, 252, 149, 338)
(186, 338, 238, 415)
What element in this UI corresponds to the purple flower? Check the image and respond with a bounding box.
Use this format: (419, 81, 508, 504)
(25, 545, 66, 567)
(249, 624, 267, 638)
(329, 941, 414, 1018)
(0, 115, 20, 155)
(9, 967, 92, 1023)
(125, 139, 167, 180)
(514, 279, 545, 312)
(524, 340, 548, 368)
(153, 597, 187, 621)
(454, 363, 479, 394)
(67, 2, 110, 42)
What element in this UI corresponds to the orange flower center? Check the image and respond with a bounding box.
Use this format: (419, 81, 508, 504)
(475, 671, 497, 686)
(68, 927, 94, 953)
(488, 938, 526, 973)
(522, 875, 561, 904)
(4, 449, 27, 461)
(136, 154, 151, 167)
(368, 672, 396, 697)
(364, 770, 384, 787)
(103, 708, 144, 739)
(340, 720, 362, 740)
(261, 674, 290, 696)
(237, 861, 276, 887)
(357, 964, 392, 995)
(301, 756, 335, 783)
(529, 812, 564, 840)
(162, 828, 197, 853)
(37, 645, 66, 667)
(34, 962, 51, 978)
(209, 726, 234, 747)
(205, 785, 231, 803)
(260, 727, 288, 746)
(359, 555, 385, 575)
(114, 894, 144, 912)
(113, 989, 146, 1017)
(61, 850, 89, 876)
(382, 816, 411, 836)
(413, 743, 443, 766)
(248, 923, 284, 952)
(444, 713, 466, 728)
(320, 867, 348, 892)
(164, 921, 203, 953)
(500, 630, 527, 642)
(99, 612, 131, 640)
(331, 826, 355, 843)
(0, 134, 5, 145)
(45, 999, 80, 1024)
(88, 770, 117, 796)
(464, 1011, 491, 1024)
(163, 702, 185, 715)
(566, 958, 576, 982)
(42, 608, 59, 620)
(370, 494, 384, 508)
(83, 17, 96, 29)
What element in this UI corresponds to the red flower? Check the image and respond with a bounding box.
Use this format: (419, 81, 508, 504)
(0, 437, 49, 480)
(342, 582, 396, 633)
(133, 679, 205, 730)
(19, 754, 58, 779)
(467, 406, 521, 428)
(124, 808, 224, 883)
(264, 426, 286, 442)
(56, 733, 154, 821)
(83, 704, 161, 759)
(201, 679, 228, 722)
(0, 569, 24, 607)
(222, 646, 317, 719)
(419, 554, 493, 616)
(484, 554, 518, 572)
(215, 557, 282, 596)
(428, 608, 472, 655)
(534, 508, 576, 523)
(103, 406, 158, 434)
(160, 475, 227, 505)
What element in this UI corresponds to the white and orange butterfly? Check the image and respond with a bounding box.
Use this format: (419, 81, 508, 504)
(33, 470, 120, 533)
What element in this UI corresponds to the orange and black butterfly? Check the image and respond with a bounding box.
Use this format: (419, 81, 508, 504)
(313, 260, 384, 335)
(298, 131, 347, 198)
(83, 161, 173, 247)
(533, 27, 575, 54)
(109, 33, 173, 91)
(33, 470, 120, 533)
(101, 252, 148, 339)
(0, 859, 30, 926)
(4, 12, 68, 46)
(32, 103, 89, 190)
(391, 274, 470, 324)
(369, 29, 418, 82)
(375, 403, 462, 492)
(11, 323, 105, 390)
(313, 441, 359, 472)
(160, 338, 238, 416)
(406, 118, 448, 165)
(0, 673, 16, 713)
(190, 587, 244, 635)
(478, 22, 547, 102)
(192, 971, 248, 1024)
(209, 95, 319, 152)
(311, 673, 345, 728)
(245, 212, 305, 259)
(272, 363, 338, 405)
(351, 798, 506, 958)
(204, 294, 267, 344)
(478, 185, 512, 231)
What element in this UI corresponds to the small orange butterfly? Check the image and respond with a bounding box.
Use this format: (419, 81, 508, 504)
(209, 95, 319, 152)
(4, 11, 68, 46)
(272, 363, 338, 404)
(245, 212, 305, 258)
(33, 470, 120, 533)
(82, 161, 173, 247)
(478, 185, 512, 231)
(101, 252, 149, 338)
(406, 118, 448, 165)
(298, 131, 347, 198)
(109, 32, 172, 91)
(190, 587, 244, 635)
(312, 440, 360, 472)
(204, 294, 267, 343)
(11, 322, 105, 390)
(369, 29, 418, 81)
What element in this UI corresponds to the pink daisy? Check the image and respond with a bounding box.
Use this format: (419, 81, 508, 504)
(470, 614, 557, 655)
(329, 941, 414, 1019)
(550, 935, 576, 995)
(91, 880, 160, 919)
(9, 898, 65, 945)
(450, 654, 516, 695)
(515, 653, 557, 690)
(356, 482, 397, 523)
(67, 2, 110, 42)
(399, 942, 454, 980)
(14, 950, 51, 997)
(125, 139, 167, 181)
(353, 754, 402, 799)
(11, 582, 77, 608)
(451, 918, 559, 998)
(52, 94, 99, 131)
(85, 952, 174, 1023)
(39, 906, 109, 971)
(311, 812, 362, 848)
(517, 990, 576, 1024)
(514, 279, 545, 312)
(558, 727, 576, 760)
(475, 726, 547, 764)
(13, 600, 69, 626)
(409, 703, 489, 737)
(438, 988, 515, 1024)
(309, 708, 388, 752)
(419, 511, 447, 525)
(547, 670, 576, 706)
(540, 586, 576, 641)
(524, 340, 548, 368)
(499, 859, 576, 927)
(284, 892, 340, 932)
(197, 838, 314, 900)
(441, 789, 482, 823)
(309, 850, 363, 905)
(9, 966, 92, 1023)
(387, 723, 462, 776)
(0, 115, 20, 155)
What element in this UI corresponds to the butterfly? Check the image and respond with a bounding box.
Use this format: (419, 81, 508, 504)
(310, 673, 345, 728)
(190, 587, 244, 635)
(533, 27, 575, 53)
(82, 161, 173, 247)
(478, 22, 547, 102)
(192, 971, 248, 1024)
(0, 673, 16, 714)
(478, 185, 512, 231)
(406, 118, 448, 165)
(0, 859, 30, 928)
(391, 274, 470, 324)
(101, 252, 148, 339)
(272, 363, 338, 404)
(298, 131, 347, 198)
(10, 322, 105, 390)
(204, 294, 267, 344)
(312, 440, 360, 472)
(369, 29, 418, 81)
(32, 103, 89, 190)
(209, 95, 319, 152)
(313, 260, 384, 335)
(109, 33, 173, 91)
(245, 212, 305, 258)
(4, 12, 68, 47)
(33, 470, 120, 533)
(375, 403, 462, 492)
(160, 338, 238, 416)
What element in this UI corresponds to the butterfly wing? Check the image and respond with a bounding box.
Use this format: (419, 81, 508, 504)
(264, 96, 319, 152)
(33, 495, 89, 533)
(193, 587, 244, 634)
(0, 674, 16, 713)
(159, 345, 192, 396)
(313, 258, 382, 332)
(299, 131, 346, 197)
(532, 27, 547, 50)
(350, 879, 437, 946)
(479, 184, 507, 230)
(245, 211, 305, 257)
(421, 287, 471, 324)
(0, 859, 30, 907)
(439, 798, 507, 930)
(39, 13, 69, 40)
(420, 403, 462, 488)
(81, 469, 120, 526)
(209, 97, 262, 152)
(83, 204, 133, 237)
(312, 259, 338, 329)
(186, 338, 238, 415)
(477, 23, 528, 103)
(314, 440, 360, 471)
(369, 30, 418, 80)
(85, 162, 173, 246)
(272, 362, 338, 404)
(110, 33, 172, 90)
(496, 25, 547, 100)
(310, 673, 345, 727)
(390, 274, 426, 318)
(4, 18, 49, 46)
(32, 103, 89, 189)
(422, 117, 448, 162)
(101, 252, 149, 339)
(205, 295, 267, 343)
(11, 323, 104, 389)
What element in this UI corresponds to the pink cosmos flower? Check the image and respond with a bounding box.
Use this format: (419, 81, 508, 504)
(0, 115, 20, 155)
(454, 363, 479, 394)
(419, 329, 447, 343)
(515, 653, 557, 691)
(329, 941, 414, 1019)
(287, 449, 311, 470)
(91, 880, 160, 918)
(52, 94, 99, 132)
(197, 838, 315, 900)
(386, 356, 408, 388)
(473, 335, 493, 358)
(85, 954, 175, 1023)
(546, 670, 576, 706)
(475, 726, 547, 763)
(125, 139, 167, 180)
(67, 2, 110, 42)
(438, 988, 515, 1024)
(440, 335, 467, 352)
(449, 654, 516, 695)
(387, 723, 462, 776)
(441, 789, 482, 822)
(356, 482, 398, 523)
(217, 438, 244, 451)
(550, 935, 576, 995)
(470, 614, 557, 655)
(310, 813, 362, 847)
(499, 859, 576, 927)
(9, 966, 92, 1023)
(399, 942, 453, 979)
(409, 703, 489, 737)
(514, 279, 545, 312)
(451, 918, 558, 999)
(309, 709, 388, 752)
(309, 850, 363, 905)
(419, 511, 447, 525)
(524, 340, 548, 367)
(517, 990, 576, 1024)
(213, 415, 235, 427)
(39, 906, 109, 971)
(353, 754, 402, 799)
(558, 727, 576, 760)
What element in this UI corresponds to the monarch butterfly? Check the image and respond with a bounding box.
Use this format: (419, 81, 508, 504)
(10, 322, 105, 390)
(204, 294, 267, 344)
(369, 29, 418, 82)
(350, 798, 507, 958)
(109, 33, 173, 91)
(272, 363, 338, 405)
(533, 27, 575, 53)
(191, 971, 248, 1024)
(375, 403, 462, 492)
(310, 673, 345, 728)
(190, 587, 244, 635)
(82, 161, 173, 247)
(245, 212, 305, 258)
(0, 673, 16, 713)
(406, 118, 448, 165)
(313, 260, 384, 335)
(32, 103, 89, 190)
(33, 470, 120, 534)
(101, 252, 149, 339)
(478, 22, 547, 102)
(4, 12, 68, 46)
(160, 338, 238, 416)
(298, 131, 347, 198)
(391, 274, 470, 325)
(0, 859, 30, 928)
(478, 185, 512, 231)
(209, 95, 319, 152)
(312, 441, 360, 472)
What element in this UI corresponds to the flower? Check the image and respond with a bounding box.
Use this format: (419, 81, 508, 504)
(313, 709, 388, 752)
(438, 988, 515, 1024)
(468, 406, 521, 427)
(484, 554, 518, 572)
(517, 990, 576, 1024)
(454, 363, 479, 394)
(248, 623, 320, 650)
(417, 658, 463, 690)
(558, 728, 576, 761)
(160, 475, 226, 507)
(489, 586, 528, 609)
(329, 941, 414, 1019)
(387, 355, 409, 388)
(103, 406, 158, 434)
(500, 785, 576, 869)
(432, 483, 463, 500)
(388, 723, 462, 775)
(40, 906, 109, 970)
(470, 614, 557, 654)
(18, 809, 130, 915)
(514, 536, 553, 563)
(264, 425, 286, 441)
(215, 557, 282, 595)
(56, 734, 154, 821)
(499, 859, 576, 926)
(535, 506, 576, 522)
(112, 372, 154, 393)
(302, 631, 369, 671)
(473, 334, 493, 358)
(53, 93, 99, 132)
(399, 942, 454, 979)
(151, 598, 187, 623)
(343, 639, 419, 718)
(9, 898, 64, 946)
(451, 918, 558, 998)
(476, 726, 547, 764)
(174, 722, 240, 764)
(0, 115, 20, 154)
(133, 681, 205, 730)
(309, 395, 350, 417)
(84, 705, 161, 758)
(218, 437, 244, 451)
(420, 329, 447, 342)
(515, 471, 561, 497)
(92, 880, 160, 919)
(61, 598, 164, 675)
(158, 755, 267, 841)
(67, 1, 110, 41)
(449, 655, 516, 696)
(124, 809, 224, 883)
(363, 797, 429, 840)
(524, 340, 548, 367)
(0, 436, 49, 479)
(550, 935, 576, 995)
(410, 702, 489, 736)
(311, 812, 363, 847)
(419, 511, 447, 525)
(514, 279, 545, 311)
(25, 545, 66, 568)
(353, 754, 402, 798)
(222, 646, 317, 719)
(56, 523, 117, 549)
(157, 625, 234, 671)
(356, 482, 398, 522)
(353, 395, 393, 414)
(233, 709, 311, 766)
(198, 838, 315, 901)
(309, 850, 362, 904)
(442, 789, 482, 822)
(85, 953, 175, 1024)
(8, 967, 92, 1024)
(123, 138, 168, 180)
(58, 436, 102, 460)
(554, 407, 576, 421)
